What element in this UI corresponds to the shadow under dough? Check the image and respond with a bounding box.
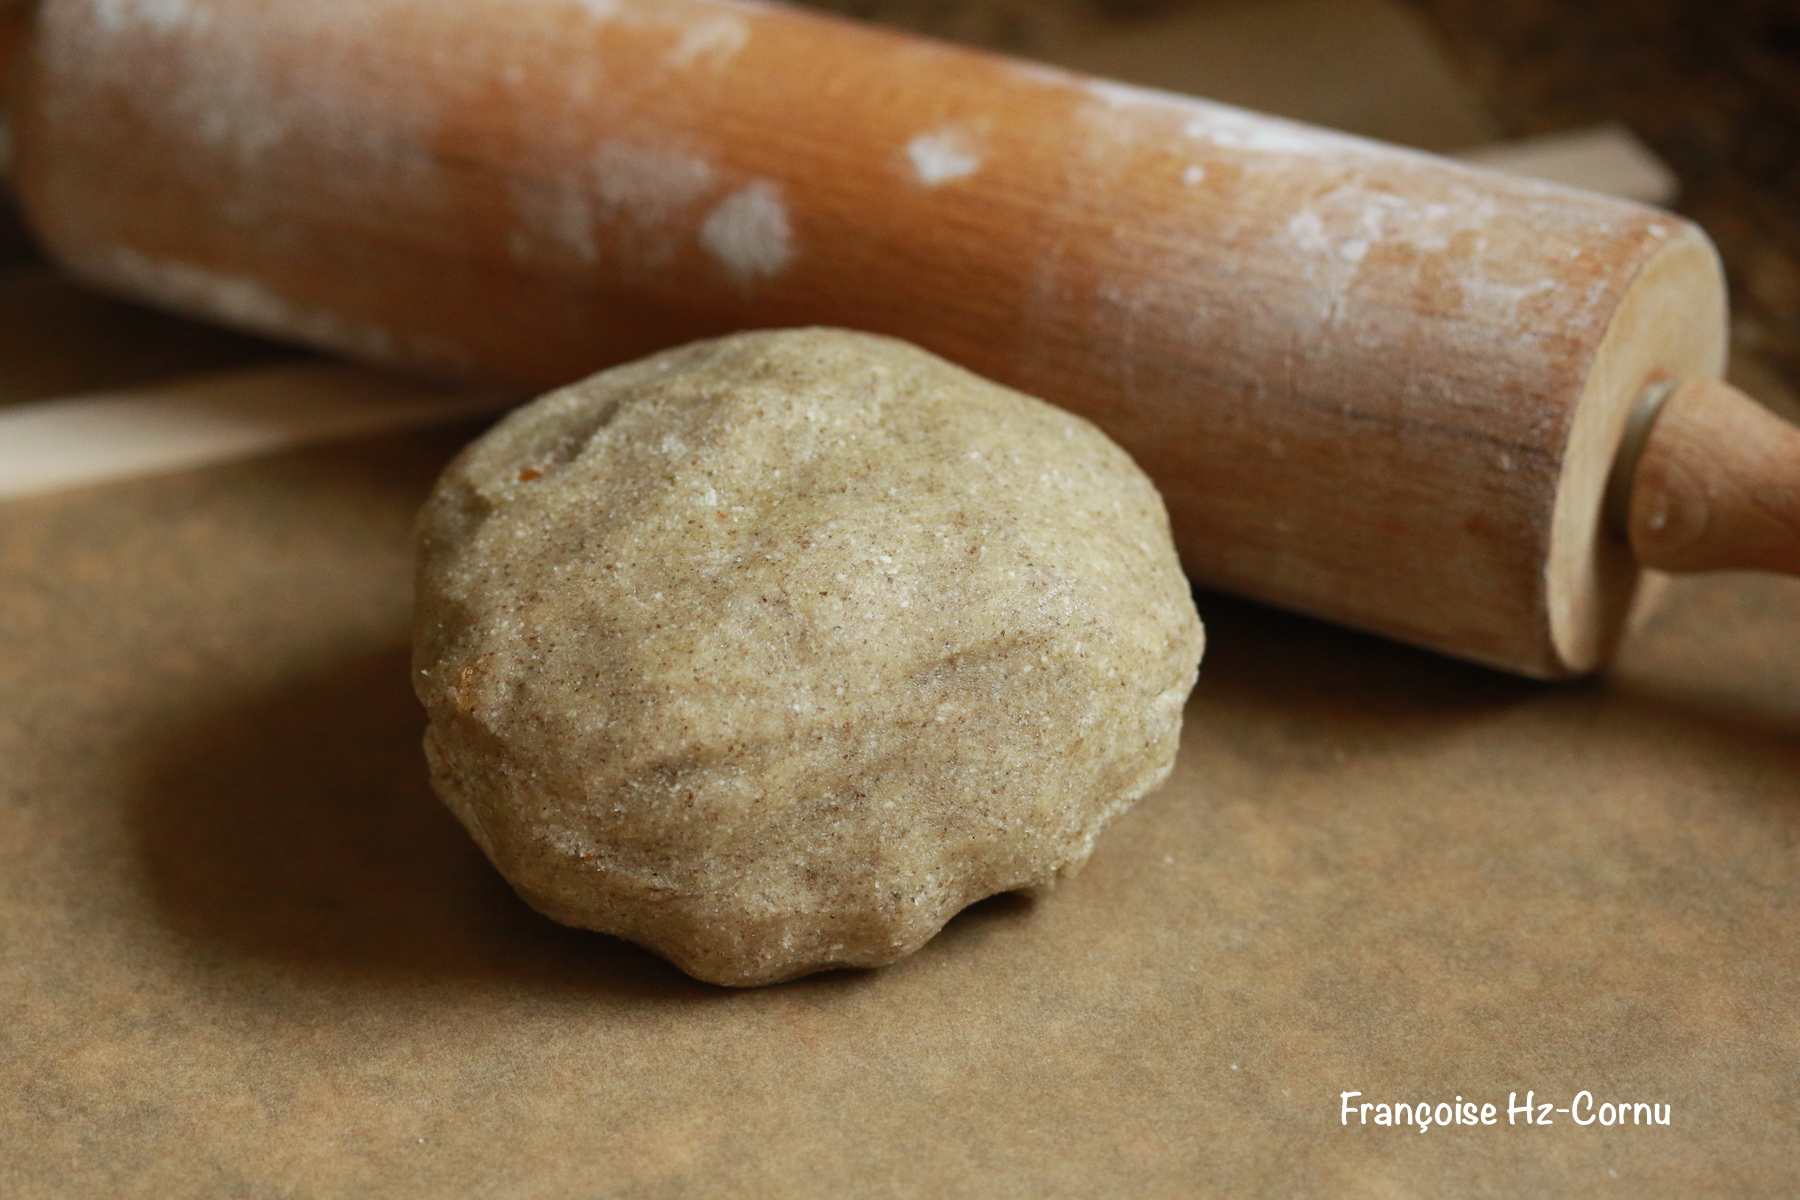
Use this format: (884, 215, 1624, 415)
(130, 644, 718, 997)
(129, 645, 1042, 996)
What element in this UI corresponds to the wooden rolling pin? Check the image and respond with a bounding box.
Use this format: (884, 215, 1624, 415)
(11, 0, 1800, 676)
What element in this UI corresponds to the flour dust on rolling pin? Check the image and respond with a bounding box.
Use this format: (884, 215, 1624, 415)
(16, 0, 1762, 677)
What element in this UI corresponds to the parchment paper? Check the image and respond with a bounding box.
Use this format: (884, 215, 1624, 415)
(2, 419, 1796, 1197)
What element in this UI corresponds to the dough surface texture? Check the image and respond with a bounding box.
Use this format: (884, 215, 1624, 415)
(413, 328, 1203, 985)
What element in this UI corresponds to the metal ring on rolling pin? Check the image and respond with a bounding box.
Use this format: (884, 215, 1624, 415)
(1604, 378, 1680, 539)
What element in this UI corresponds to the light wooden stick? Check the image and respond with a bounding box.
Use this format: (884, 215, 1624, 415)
(0, 362, 512, 500)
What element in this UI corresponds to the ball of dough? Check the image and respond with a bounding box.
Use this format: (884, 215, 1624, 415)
(413, 328, 1203, 985)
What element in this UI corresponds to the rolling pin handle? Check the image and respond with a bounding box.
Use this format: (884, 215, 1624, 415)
(1622, 375, 1800, 575)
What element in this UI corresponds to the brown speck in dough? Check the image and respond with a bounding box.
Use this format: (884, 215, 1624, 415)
(412, 328, 1203, 985)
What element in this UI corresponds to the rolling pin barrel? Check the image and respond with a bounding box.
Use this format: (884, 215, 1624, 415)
(14, 0, 1755, 676)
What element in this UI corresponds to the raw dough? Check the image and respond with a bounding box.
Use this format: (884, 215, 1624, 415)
(413, 328, 1203, 985)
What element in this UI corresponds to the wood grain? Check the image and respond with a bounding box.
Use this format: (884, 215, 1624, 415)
(14, 0, 1730, 675)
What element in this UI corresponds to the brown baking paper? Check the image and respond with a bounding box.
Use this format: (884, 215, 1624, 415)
(2, 419, 1797, 1198)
